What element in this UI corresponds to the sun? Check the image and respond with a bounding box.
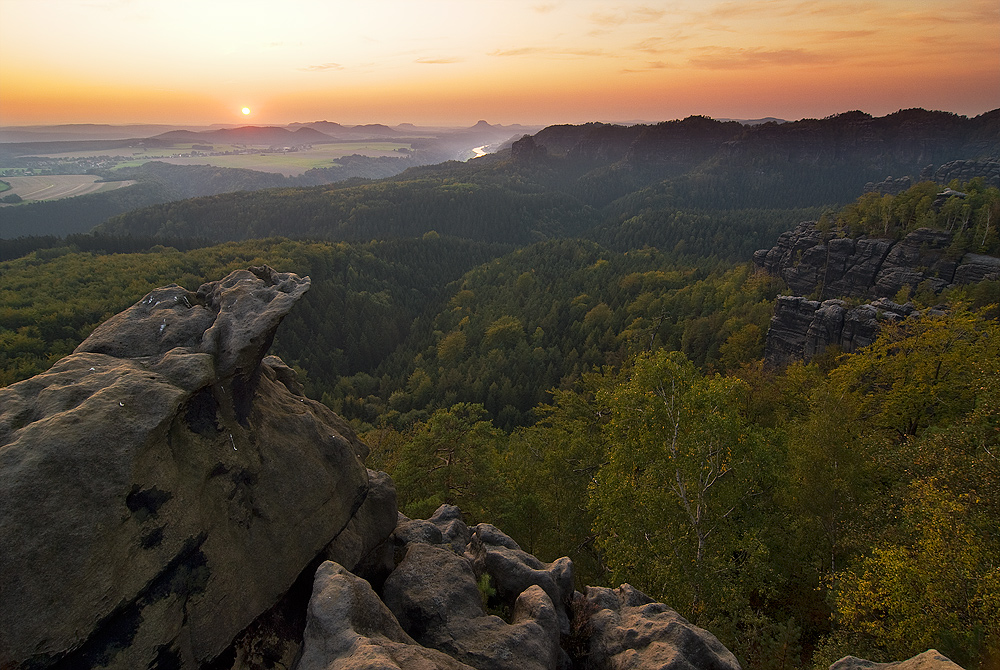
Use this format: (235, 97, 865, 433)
(241, 107, 251, 116)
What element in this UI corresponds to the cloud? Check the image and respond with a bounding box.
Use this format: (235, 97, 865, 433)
(704, 0, 868, 20)
(688, 47, 828, 69)
(589, 5, 666, 27)
(299, 62, 343, 72)
(489, 46, 607, 58)
(416, 56, 464, 64)
(804, 29, 877, 40)
(490, 47, 547, 57)
(630, 36, 687, 55)
(533, 3, 559, 13)
(621, 60, 674, 73)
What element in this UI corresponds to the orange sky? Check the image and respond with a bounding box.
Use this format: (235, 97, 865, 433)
(1, 0, 998, 127)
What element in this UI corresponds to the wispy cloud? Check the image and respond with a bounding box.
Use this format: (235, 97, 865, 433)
(491, 47, 547, 57)
(630, 36, 687, 55)
(299, 62, 343, 72)
(416, 56, 464, 64)
(689, 47, 828, 69)
(796, 29, 876, 40)
(490, 46, 608, 58)
(621, 60, 674, 73)
(589, 6, 666, 27)
(704, 0, 869, 20)
(533, 3, 559, 13)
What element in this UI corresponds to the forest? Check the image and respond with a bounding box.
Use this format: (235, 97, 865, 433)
(1, 111, 999, 668)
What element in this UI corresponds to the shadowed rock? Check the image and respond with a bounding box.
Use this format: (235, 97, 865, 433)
(297, 561, 475, 670)
(754, 222, 1000, 302)
(0, 267, 370, 669)
(764, 295, 915, 366)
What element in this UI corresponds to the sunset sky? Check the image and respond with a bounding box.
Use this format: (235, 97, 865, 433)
(1, 0, 998, 127)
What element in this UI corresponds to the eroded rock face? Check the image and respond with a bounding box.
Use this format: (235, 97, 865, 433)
(298, 504, 742, 670)
(0, 267, 371, 669)
(579, 584, 741, 670)
(755, 220, 1000, 366)
(829, 649, 965, 670)
(754, 223, 1000, 302)
(298, 561, 475, 670)
(764, 295, 915, 367)
(381, 519, 564, 670)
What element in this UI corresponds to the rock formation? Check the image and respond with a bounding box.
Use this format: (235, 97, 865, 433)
(754, 221, 1000, 365)
(752, 222, 1000, 301)
(301, 504, 741, 670)
(829, 649, 965, 670)
(0, 267, 744, 670)
(0, 267, 375, 669)
(763, 296, 918, 367)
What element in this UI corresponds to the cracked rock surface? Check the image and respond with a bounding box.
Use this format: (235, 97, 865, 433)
(0, 267, 369, 669)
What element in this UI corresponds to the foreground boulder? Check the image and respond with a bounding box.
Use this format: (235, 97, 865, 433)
(830, 649, 965, 670)
(298, 561, 475, 670)
(580, 584, 741, 670)
(301, 504, 741, 670)
(0, 267, 372, 669)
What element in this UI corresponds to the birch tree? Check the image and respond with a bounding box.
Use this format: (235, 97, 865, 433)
(591, 350, 770, 618)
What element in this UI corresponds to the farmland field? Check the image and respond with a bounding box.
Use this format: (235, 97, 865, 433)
(17, 142, 414, 176)
(0, 175, 135, 203)
(129, 142, 412, 176)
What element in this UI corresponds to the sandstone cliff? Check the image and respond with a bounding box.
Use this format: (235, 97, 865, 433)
(754, 222, 1000, 365)
(753, 221, 1000, 301)
(0, 268, 742, 670)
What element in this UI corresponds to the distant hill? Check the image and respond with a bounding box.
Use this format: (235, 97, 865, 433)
(92, 108, 999, 250)
(0, 124, 209, 143)
(154, 126, 335, 145)
(286, 122, 401, 140)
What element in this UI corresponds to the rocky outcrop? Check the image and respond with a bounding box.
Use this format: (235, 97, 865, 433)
(931, 158, 1000, 188)
(580, 584, 741, 670)
(754, 222, 1000, 301)
(302, 503, 742, 670)
(0, 267, 372, 669)
(763, 296, 916, 367)
(755, 217, 1000, 365)
(829, 649, 965, 670)
(297, 561, 475, 670)
(511, 135, 548, 163)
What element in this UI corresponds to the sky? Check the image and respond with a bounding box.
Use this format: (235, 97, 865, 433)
(1, 0, 998, 128)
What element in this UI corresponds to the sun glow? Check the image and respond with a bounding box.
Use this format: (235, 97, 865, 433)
(0, 0, 996, 125)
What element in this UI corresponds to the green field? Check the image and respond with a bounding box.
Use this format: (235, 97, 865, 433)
(0, 175, 134, 203)
(136, 142, 411, 175)
(21, 141, 412, 176)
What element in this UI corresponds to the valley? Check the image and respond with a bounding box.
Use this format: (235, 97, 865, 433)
(0, 109, 998, 670)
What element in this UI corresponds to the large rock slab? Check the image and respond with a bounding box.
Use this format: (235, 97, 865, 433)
(579, 584, 741, 670)
(0, 267, 371, 669)
(298, 561, 475, 670)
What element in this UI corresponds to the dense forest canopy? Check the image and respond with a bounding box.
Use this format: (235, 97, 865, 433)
(1, 111, 998, 668)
